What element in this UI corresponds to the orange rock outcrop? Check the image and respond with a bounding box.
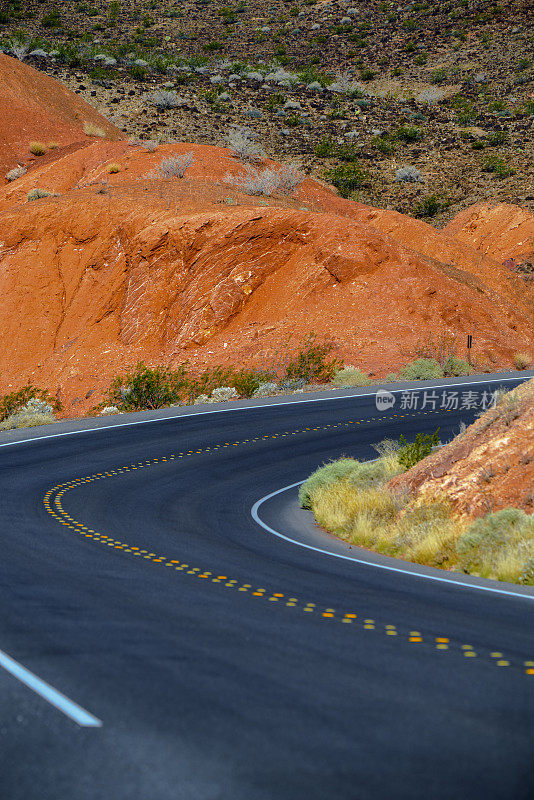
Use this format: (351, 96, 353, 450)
(389, 378, 534, 517)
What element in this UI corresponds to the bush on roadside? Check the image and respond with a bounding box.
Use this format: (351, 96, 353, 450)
(283, 334, 342, 384)
(0, 384, 60, 422)
(457, 509, 534, 582)
(513, 352, 531, 370)
(397, 428, 440, 470)
(332, 366, 372, 387)
(400, 358, 444, 380)
(104, 362, 190, 411)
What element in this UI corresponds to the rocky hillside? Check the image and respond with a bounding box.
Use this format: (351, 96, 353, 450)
(0, 0, 532, 222)
(0, 54, 532, 416)
(389, 378, 534, 517)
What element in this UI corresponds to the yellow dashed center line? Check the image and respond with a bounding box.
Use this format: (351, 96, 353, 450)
(41, 410, 527, 675)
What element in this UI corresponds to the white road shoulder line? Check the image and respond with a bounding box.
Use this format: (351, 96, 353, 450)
(0, 648, 102, 727)
(0, 375, 528, 450)
(251, 482, 534, 601)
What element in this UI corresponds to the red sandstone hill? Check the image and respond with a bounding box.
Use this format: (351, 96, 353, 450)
(0, 58, 532, 415)
(0, 52, 123, 180)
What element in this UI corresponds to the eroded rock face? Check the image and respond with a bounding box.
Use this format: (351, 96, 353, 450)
(388, 379, 534, 518)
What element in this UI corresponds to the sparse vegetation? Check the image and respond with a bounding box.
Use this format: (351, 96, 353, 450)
(5, 165, 26, 181)
(29, 141, 47, 156)
(513, 352, 532, 370)
(83, 121, 106, 138)
(224, 162, 303, 195)
(143, 152, 195, 178)
(27, 187, 55, 201)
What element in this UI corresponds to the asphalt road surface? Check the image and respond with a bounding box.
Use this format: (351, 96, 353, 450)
(1, 374, 533, 800)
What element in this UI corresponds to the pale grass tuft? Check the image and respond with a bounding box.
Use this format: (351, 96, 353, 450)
(29, 141, 47, 156)
(107, 162, 121, 173)
(83, 122, 106, 138)
(48, 141, 60, 149)
(0, 411, 56, 430)
(332, 366, 372, 387)
(513, 352, 532, 370)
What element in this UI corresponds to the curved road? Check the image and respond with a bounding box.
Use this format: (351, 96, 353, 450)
(1, 374, 533, 799)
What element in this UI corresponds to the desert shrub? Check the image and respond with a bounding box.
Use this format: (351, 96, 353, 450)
(107, 162, 121, 173)
(413, 194, 449, 217)
(332, 366, 372, 387)
(395, 125, 423, 142)
(0, 408, 56, 430)
(104, 362, 190, 410)
(229, 368, 270, 398)
(225, 162, 303, 196)
(372, 134, 395, 155)
(10, 41, 28, 60)
(29, 141, 47, 156)
(27, 188, 55, 201)
(130, 64, 147, 80)
(400, 358, 444, 380)
(457, 509, 534, 581)
(482, 156, 515, 178)
(299, 457, 367, 509)
(143, 152, 194, 179)
(442, 356, 471, 376)
(6, 165, 26, 181)
(83, 122, 106, 137)
(513, 352, 532, 370)
(151, 90, 182, 109)
(226, 126, 265, 162)
(395, 165, 423, 183)
(397, 428, 440, 470)
(283, 334, 342, 384)
(41, 9, 61, 27)
(187, 365, 235, 401)
(324, 163, 367, 198)
(314, 135, 336, 157)
(0, 384, 60, 422)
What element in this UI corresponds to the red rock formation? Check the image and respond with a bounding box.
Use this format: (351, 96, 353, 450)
(388, 378, 534, 517)
(0, 60, 532, 416)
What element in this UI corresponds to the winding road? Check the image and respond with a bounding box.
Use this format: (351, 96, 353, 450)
(1, 373, 534, 799)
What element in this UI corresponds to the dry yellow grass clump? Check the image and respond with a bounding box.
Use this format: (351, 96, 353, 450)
(83, 122, 106, 138)
(301, 424, 534, 584)
(29, 141, 47, 156)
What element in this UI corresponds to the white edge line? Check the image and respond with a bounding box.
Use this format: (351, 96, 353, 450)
(0, 648, 102, 727)
(251, 482, 534, 602)
(0, 375, 528, 450)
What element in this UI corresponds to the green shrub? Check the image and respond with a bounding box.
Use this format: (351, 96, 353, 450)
(395, 125, 423, 142)
(229, 368, 270, 398)
(413, 193, 449, 218)
(482, 156, 515, 178)
(332, 367, 372, 387)
(27, 188, 55, 201)
(0, 384, 60, 421)
(41, 9, 61, 27)
(324, 163, 367, 198)
(443, 356, 471, 376)
(314, 135, 336, 158)
(400, 358, 444, 380)
(105, 362, 190, 410)
(283, 334, 342, 384)
(398, 428, 440, 470)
